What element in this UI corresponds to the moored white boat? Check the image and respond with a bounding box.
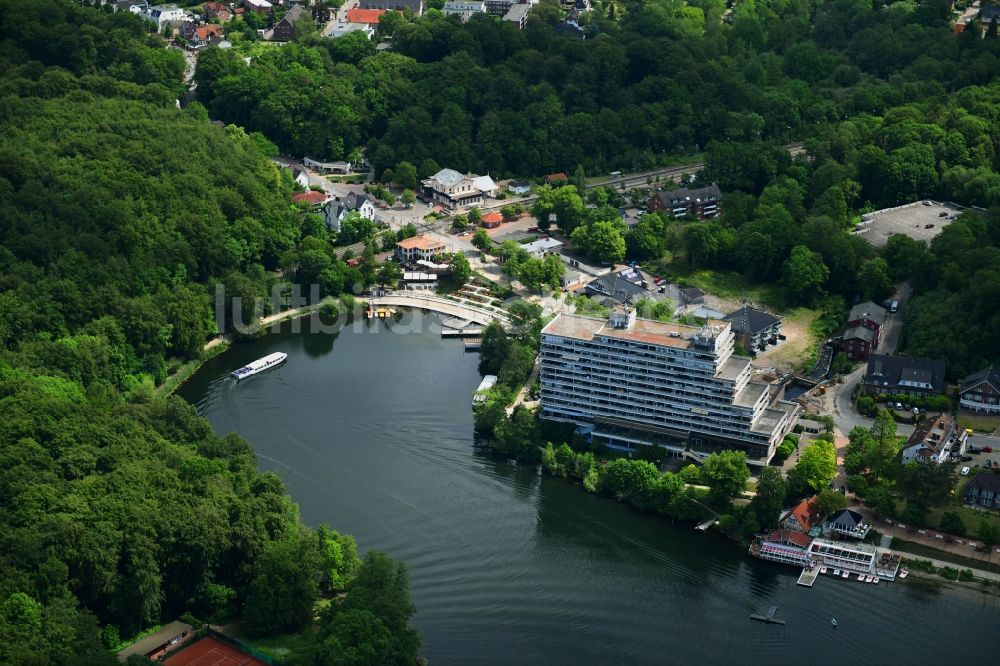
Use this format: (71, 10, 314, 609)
(820, 566, 828, 575)
(231, 352, 287, 380)
(833, 569, 841, 576)
(899, 570, 909, 579)
(873, 577, 880, 584)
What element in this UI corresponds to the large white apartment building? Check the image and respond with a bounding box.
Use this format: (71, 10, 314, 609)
(539, 308, 799, 466)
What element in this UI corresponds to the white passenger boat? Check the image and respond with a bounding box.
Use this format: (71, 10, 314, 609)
(231, 352, 287, 380)
(833, 569, 841, 576)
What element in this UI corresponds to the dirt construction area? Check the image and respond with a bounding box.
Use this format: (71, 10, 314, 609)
(858, 200, 961, 247)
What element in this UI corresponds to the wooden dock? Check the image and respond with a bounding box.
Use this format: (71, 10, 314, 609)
(441, 328, 484, 338)
(464, 338, 482, 351)
(796, 566, 819, 587)
(750, 605, 786, 625)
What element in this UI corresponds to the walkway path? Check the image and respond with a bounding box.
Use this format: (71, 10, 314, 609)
(370, 292, 510, 326)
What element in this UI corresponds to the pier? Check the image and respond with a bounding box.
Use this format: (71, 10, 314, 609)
(750, 606, 786, 625)
(796, 567, 819, 587)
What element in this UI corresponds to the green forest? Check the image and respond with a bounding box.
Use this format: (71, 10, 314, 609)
(0, 1, 418, 663)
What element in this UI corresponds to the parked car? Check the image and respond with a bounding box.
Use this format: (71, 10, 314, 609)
(982, 446, 993, 453)
(938, 211, 948, 217)
(961, 466, 971, 476)
(912, 407, 920, 414)
(961, 456, 973, 462)
(968, 446, 981, 454)
(924, 223, 934, 229)
(922, 200, 932, 206)
(895, 402, 903, 409)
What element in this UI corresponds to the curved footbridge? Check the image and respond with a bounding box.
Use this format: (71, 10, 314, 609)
(369, 292, 511, 327)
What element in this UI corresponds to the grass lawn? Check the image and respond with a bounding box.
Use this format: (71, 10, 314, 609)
(957, 412, 1000, 434)
(926, 503, 1000, 536)
(236, 628, 317, 662)
(892, 538, 997, 572)
(644, 259, 787, 310)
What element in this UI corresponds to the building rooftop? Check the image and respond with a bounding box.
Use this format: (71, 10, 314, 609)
(965, 472, 1000, 495)
(652, 183, 722, 208)
(844, 325, 875, 344)
(733, 380, 768, 407)
(292, 190, 327, 205)
(849, 301, 887, 325)
(542, 313, 729, 351)
(427, 168, 466, 188)
(482, 211, 503, 224)
(723, 305, 780, 335)
(960, 365, 1000, 394)
(864, 354, 946, 393)
(347, 8, 386, 22)
(396, 234, 446, 251)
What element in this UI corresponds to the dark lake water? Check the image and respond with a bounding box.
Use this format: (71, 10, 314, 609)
(179, 312, 999, 665)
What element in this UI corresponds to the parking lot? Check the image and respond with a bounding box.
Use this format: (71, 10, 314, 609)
(857, 200, 961, 247)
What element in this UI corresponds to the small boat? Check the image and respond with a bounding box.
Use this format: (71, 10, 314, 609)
(873, 577, 880, 584)
(842, 571, 849, 579)
(833, 569, 841, 577)
(231, 352, 287, 380)
(857, 574, 865, 581)
(831, 618, 838, 629)
(820, 566, 828, 575)
(866, 576, 874, 583)
(899, 570, 909, 579)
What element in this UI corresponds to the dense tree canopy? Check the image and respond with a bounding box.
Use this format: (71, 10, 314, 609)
(0, 3, 418, 661)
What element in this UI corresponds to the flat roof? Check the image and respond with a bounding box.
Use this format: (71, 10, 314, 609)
(734, 380, 768, 407)
(117, 621, 193, 661)
(542, 313, 730, 350)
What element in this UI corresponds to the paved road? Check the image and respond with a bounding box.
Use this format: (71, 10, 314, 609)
(877, 282, 910, 355)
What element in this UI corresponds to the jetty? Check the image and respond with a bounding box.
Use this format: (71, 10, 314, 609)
(796, 566, 820, 587)
(750, 606, 786, 625)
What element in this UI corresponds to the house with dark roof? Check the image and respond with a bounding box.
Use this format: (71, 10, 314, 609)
(780, 497, 821, 536)
(827, 509, 870, 539)
(648, 183, 722, 219)
(959, 366, 1000, 415)
(902, 413, 967, 465)
(584, 266, 659, 306)
(842, 301, 887, 361)
(862, 354, 946, 396)
(679, 286, 704, 305)
(322, 192, 375, 233)
(722, 305, 781, 353)
(964, 472, 1000, 511)
(271, 4, 307, 41)
(508, 180, 531, 195)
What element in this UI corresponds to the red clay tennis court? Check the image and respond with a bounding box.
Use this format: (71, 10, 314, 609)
(162, 635, 269, 666)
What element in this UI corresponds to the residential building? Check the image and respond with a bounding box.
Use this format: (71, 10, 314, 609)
(508, 180, 531, 195)
(395, 234, 446, 263)
(187, 24, 224, 48)
(322, 192, 375, 233)
(244, 0, 272, 15)
(901, 413, 967, 465)
(344, 7, 387, 36)
(202, 2, 232, 21)
(290, 167, 310, 189)
(545, 172, 569, 186)
(959, 366, 1000, 415)
(964, 472, 1000, 511)
(291, 190, 328, 206)
(359, 0, 424, 15)
(842, 301, 887, 361)
(862, 354, 946, 396)
(554, 19, 586, 39)
(648, 183, 722, 219)
(421, 168, 497, 209)
(827, 509, 871, 540)
(143, 4, 187, 29)
(502, 2, 531, 28)
(722, 305, 781, 354)
(113, 0, 148, 14)
(271, 4, 306, 40)
(539, 309, 800, 466)
(780, 497, 821, 536)
(679, 287, 704, 306)
(584, 265, 660, 306)
(480, 212, 502, 229)
(442, 0, 486, 21)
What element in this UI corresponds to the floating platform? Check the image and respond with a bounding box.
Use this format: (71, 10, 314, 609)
(464, 338, 482, 351)
(797, 567, 819, 587)
(750, 605, 786, 625)
(367, 307, 396, 318)
(441, 328, 484, 338)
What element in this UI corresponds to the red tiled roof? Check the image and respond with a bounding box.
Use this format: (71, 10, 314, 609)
(766, 529, 811, 549)
(482, 212, 503, 223)
(396, 234, 446, 251)
(546, 172, 569, 182)
(292, 191, 327, 205)
(195, 25, 223, 40)
(347, 8, 386, 24)
(788, 497, 821, 532)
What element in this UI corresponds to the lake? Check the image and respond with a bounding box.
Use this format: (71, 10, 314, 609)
(179, 312, 998, 665)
